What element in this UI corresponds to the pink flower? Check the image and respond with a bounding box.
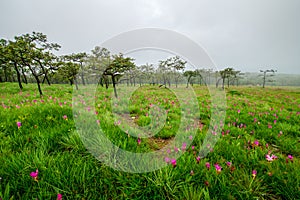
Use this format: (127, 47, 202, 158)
(63, 115, 68, 120)
(191, 146, 195, 150)
(266, 143, 269, 148)
(237, 109, 240, 114)
(214, 164, 222, 173)
(274, 120, 277, 124)
(205, 162, 210, 170)
(252, 170, 257, 178)
(189, 135, 193, 140)
(137, 138, 141, 145)
(226, 161, 232, 167)
(266, 154, 277, 162)
(165, 157, 170, 163)
(253, 140, 259, 146)
(181, 143, 187, 151)
(57, 193, 62, 200)
(171, 159, 176, 167)
(17, 121, 22, 129)
(196, 156, 201, 163)
(30, 169, 38, 181)
(268, 124, 272, 129)
(286, 155, 293, 163)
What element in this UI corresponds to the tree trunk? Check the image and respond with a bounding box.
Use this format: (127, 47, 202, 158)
(112, 75, 118, 98)
(74, 77, 78, 90)
(13, 63, 23, 90)
(21, 67, 28, 84)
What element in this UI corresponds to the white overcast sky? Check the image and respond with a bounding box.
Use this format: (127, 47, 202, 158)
(0, 0, 299, 74)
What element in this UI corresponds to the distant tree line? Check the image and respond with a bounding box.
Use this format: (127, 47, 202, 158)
(1, 32, 291, 97)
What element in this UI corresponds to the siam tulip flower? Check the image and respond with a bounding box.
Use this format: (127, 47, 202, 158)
(63, 115, 68, 120)
(181, 143, 187, 151)
(57, 194, 62, 200)
(253, 140, 259, 146)
(214, 164, 222, 174)
(17, 121, 22, 129)
(165, 157, 170, 163)
(268, 124, 272, 129)
(205, 162, 210, 170)
(286, 155, 293, 163)
(30, 169, 38, 182)
(226, 162, 232, 167)
(171, 159, 176, 167)
(252, 170, 257, 178)
(174, 147, 179, 153)
(266, 154, 277, 162)
(204, 181, 209, 187)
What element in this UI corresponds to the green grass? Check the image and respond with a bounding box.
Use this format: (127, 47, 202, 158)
(0, 83, 300, 199)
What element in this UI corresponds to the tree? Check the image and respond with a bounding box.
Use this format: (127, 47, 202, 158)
(102, 53, 135, 98)
(87, 46, 111, 86)
(57, 59, 80, 89)
(158, 56, 186, 88)
(63, 53, 87, 85)
(260, 69, 277, 88)
(183, 70, 198, 88)
(9, 32, 60, 95)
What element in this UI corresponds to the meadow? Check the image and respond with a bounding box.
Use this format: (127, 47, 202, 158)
(0, 83, 299, 199)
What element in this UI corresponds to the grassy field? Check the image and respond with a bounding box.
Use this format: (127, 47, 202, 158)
(0, 83, 300, 199)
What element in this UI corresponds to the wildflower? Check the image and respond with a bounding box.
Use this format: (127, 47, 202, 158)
(165, 157, 170, 163)
(266, 143, 269, 148)
(286, 155, 293, 163)
(266, 154, 277, 162)
(254, 118, 257, 123)
(214, 164, 222, 174)
(226, 161, 232, 167)
(96, 120, 100, 125)
(171, 159, 176, 168)
(17, 121, 22, 129)
(252, 170, 257, 178)
(189, 135, 193, 140)
(253, 140, 259, 146)
(268, 124, 272, 129)
(205, 162, 210, 170)
(57, 194, 62, 200)
(137, 138, 141, 145)
(63, 115, 68, 120)
(196, 156, 201, 163)
(190, 170, 194, 176)
(181, 143, 187, 151)
(191, 146, 195, 150)
(237, 109, 240, 114)
(30, 169, 38, 182)
(204, 181, 209, 187)
(274, 120, 277, 124)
